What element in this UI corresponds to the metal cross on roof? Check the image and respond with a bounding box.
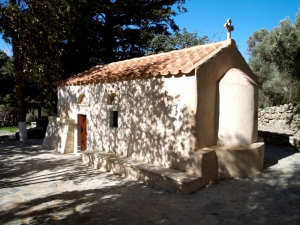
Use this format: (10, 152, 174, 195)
(224, 19, 234, 40)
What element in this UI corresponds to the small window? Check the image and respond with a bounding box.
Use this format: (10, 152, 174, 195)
(107, 93, 117, 105)
(110, 111, 118, 128)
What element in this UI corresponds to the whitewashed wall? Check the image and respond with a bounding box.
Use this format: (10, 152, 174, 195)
(57, 76, 197, 170)
(217, 68, 258, 147)
(43, 117, 74, 153)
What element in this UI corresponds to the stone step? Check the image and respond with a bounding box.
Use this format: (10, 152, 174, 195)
(258, 127, 300, 149)
(82, 150, 211, 194)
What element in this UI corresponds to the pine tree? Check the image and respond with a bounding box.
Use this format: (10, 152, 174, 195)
(0, 0, 187, 139)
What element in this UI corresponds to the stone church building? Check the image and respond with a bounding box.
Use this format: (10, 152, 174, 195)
(44, 39, 264, 194)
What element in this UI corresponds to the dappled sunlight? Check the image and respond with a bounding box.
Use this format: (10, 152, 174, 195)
(43, 117, 74, 153)
(0, 140, 117, 187)
(0, 140, 299, 224)
(58, 76, 197, 172)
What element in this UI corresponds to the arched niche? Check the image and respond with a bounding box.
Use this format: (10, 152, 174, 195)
(78, 94, 86, 105)
(218, 68, 258, 147)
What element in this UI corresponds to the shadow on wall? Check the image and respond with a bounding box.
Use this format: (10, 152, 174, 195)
(43, 117, 74, 153)
(82, 77, 197, 171)
(56, 76, 263, 176)
(58, 91, 76, 119)
(55, 75, 197, 172)
(215, 134, 263, 178)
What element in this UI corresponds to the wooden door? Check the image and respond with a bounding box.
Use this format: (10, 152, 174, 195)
(80, 115, 87, 151)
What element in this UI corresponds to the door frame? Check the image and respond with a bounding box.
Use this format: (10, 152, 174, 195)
(78, 114, 87, 151)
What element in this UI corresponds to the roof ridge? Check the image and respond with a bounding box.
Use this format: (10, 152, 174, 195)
(59, 39, 235, 86)
(191, 39, 234, 71)
(122, 39, 232, 62)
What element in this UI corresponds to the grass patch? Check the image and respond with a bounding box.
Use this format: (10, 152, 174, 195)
(0, 126, 19, 133)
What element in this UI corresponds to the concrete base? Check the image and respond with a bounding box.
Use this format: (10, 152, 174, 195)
(82, 150, 218, 194)
(81, 142, 265, 193)
(214, 141, 265, 179)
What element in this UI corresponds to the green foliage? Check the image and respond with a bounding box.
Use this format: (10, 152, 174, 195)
(0, 51, 14, 91)
(247, 28, 268, 53)
(248, 9, 300, 107)
(0, 0, 187, 117)
(0, 49, 55, 115)
(0, 50, 15, 108)
(0, 0, 187, 76)
(0, 126, 18, 133)
(145, 28, 209, 55)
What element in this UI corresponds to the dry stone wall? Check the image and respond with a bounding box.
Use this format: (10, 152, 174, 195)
(258, 103, 300, 132)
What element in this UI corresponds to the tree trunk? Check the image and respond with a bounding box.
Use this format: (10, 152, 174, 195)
(38, 107, 42, 118)
(11, 0, 28, 140)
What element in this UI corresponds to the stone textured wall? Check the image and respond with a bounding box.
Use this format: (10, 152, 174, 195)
(258, 103, 300, 132)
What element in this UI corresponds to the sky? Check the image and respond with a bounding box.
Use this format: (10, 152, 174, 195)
(0, 0, 299, 61)
(173, 0, 300, 61)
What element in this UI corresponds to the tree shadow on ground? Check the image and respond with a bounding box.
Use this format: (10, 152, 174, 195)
(263, 143, 299, 169)
(0, 140, 300, 224)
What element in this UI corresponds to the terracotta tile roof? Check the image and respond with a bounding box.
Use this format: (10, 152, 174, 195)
(59, 39, 234, 86)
